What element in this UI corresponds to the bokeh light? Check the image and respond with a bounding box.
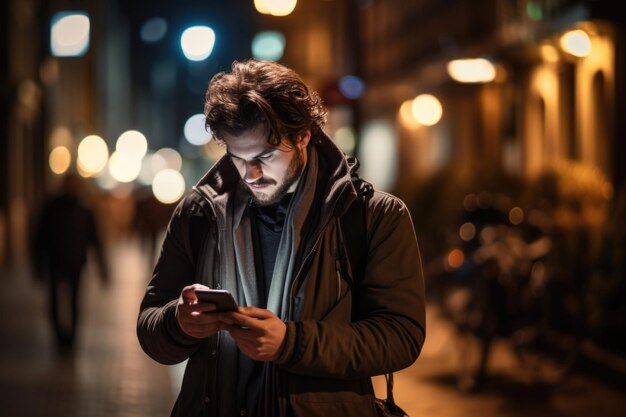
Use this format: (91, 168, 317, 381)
(560, 29, 591, 58)
(49, 146, 71, 175)
(108, 151, 141, 183)
(152, 169, 186, 204)
(447, 58, 496, 83)
(184, 114, 211, 146)
(180, 26, 216, 61)
(251, 31, 286, 61)
(77, 135, 108, 176)
(411, 94, 443, 126)
(140, 17, 167, 43)
(116, 130, 148, 159)
(50, 12, 90, 57)
(154, 147, 182, 171)
(399, 99, 420, 129)
(509, 207, 525, 225)
(334, 126, 356, 155)
(358, 120, 398, 192)
(459, 222, 477, 241)
(447, 249, 465, 269)
(338, 75, 365, 99)
(255, 0, 298, 16)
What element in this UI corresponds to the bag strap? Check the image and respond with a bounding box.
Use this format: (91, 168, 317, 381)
(339, 158, 398, 407)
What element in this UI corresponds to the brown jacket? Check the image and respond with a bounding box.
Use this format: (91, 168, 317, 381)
(137, 133, 426, 416)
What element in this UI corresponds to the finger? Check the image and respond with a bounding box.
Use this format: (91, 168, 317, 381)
(181, 283, 211, 303)
(237, 306, 276, 319)
(224, 323, 255, 338)
(182, 303, 217, 315)
(220, 312, 261, 329)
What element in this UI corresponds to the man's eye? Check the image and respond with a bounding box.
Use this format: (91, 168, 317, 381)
(258, 153, 273, 160)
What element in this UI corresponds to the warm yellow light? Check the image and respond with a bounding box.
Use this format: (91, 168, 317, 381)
(411, 94, 442, 126)
(49, 146, 71, 175)
(447, 58, 496, 83)
(116, 130, 148, 159)
(399, 99, 421, 129)
(560, 29, 591, 58)
(152, 169, 186, 204)
(108, 151, 141, 183)
(254, 0, 271, 14)
(540, 44, 559, 63)
(256, 0, 297, 16)
(77, 135, 108, 175)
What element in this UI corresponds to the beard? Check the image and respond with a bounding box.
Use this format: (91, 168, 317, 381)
(248, 147, 305, 206)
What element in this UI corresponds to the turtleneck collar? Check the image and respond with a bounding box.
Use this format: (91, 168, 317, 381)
(251, 192, 294, 233)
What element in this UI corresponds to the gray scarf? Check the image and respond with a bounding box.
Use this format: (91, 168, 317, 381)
(231, 145, 318, 319)
(215, 146, 319, 417)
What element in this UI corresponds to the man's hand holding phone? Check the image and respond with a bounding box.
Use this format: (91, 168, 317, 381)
(176, 284, 228, 339)
(219, 307, 287, 362)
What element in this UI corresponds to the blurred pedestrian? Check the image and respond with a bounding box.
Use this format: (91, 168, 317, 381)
(33, 173, 109, 352)
(137, 59, 425, 417)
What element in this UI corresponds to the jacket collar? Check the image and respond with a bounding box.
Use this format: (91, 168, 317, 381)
(192, 130, 358, 220)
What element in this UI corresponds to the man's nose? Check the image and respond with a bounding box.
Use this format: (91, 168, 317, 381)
(243, 160, 263, 183)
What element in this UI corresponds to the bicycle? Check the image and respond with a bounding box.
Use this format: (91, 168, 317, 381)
(427, 192, 583, 392)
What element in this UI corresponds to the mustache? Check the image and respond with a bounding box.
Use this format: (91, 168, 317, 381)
(247, 178, 275, 187)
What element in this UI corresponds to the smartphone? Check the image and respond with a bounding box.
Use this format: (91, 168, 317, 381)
(195, 289, 238, 312)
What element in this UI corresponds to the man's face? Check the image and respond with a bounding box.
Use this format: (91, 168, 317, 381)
(222, 124, 310, 206)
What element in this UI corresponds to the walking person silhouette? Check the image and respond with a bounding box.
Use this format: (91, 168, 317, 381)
(32, 173, 109, 352)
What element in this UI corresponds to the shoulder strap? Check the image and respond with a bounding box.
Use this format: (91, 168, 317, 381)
(339, 156, 373, 281)
(338, 159, 399, 407)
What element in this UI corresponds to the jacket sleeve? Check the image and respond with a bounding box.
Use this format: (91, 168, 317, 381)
(136, 197, 203, 365)
(276, 193, 426, 379)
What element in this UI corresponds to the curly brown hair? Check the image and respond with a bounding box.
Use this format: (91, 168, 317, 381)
(204, 59, 326, 147)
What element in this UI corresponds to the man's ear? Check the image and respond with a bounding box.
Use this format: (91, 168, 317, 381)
(296, 129, 311, 149)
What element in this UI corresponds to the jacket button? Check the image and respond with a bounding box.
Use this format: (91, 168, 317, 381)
(210, 349, 217, 355)
(294, 297, 301, 305)
(204, 396, 210, 403)
(240, 408, 247, 416)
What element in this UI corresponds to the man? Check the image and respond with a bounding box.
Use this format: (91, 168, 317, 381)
(137, 59, 425, 417)
(33, 173, 108, 351)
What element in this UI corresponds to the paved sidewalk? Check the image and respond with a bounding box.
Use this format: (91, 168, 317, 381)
(0, 238, 176, 417)
(1, 237, 626, 417)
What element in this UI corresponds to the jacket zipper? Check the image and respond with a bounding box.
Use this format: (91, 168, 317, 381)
(287, 218, 336, 320)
